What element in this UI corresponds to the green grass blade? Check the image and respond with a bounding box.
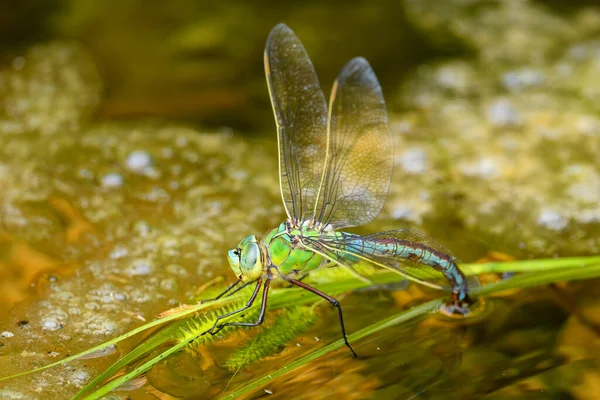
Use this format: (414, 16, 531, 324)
(80, 329, 207, 399)
(463, 256, 600, 275)
(479, 261, 600, 293)
(73, 321, 185, 399)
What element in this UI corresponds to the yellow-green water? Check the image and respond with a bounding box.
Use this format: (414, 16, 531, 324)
(1, 0, 600, 398)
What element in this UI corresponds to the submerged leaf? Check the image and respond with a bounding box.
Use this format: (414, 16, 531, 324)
(225, 306, 318, 371)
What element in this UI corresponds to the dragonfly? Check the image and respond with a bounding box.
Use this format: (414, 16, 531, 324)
(205, 23, 480, 357)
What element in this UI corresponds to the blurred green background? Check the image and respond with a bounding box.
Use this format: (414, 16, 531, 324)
(0, 0, 486, 129)
(1, 0, 597, 130)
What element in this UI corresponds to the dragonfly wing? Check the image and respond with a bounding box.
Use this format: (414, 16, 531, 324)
(313, 57, 393, 229)
(302, 229, 481, 293)
(264, 24, 328, 223)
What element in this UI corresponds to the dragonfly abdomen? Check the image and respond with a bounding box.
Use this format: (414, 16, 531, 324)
(342, 234, 470, 303)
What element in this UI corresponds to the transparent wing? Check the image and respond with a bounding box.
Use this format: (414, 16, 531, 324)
(302, 229, 481, 293)
(313, 57, 393, 229)
(264, 23, 328, 223)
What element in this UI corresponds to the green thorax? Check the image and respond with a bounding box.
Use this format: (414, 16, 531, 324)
(262, 222, 338, 275)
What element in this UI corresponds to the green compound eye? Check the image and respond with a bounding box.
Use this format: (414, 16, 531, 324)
(227, 248, 242, 278)
(241, 242, 258, 271)
(238, 235, 257, 248)
(229, 236, 263, 281)
(240, 242, 263, 280)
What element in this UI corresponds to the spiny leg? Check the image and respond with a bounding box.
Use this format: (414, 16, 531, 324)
(218, 279, 258, 300)
(199, 279, 239, 303)
(283, 276, 357, 358)
(211, 278, 271, 335)
(206, 278, 263, 334)
(200, 279, 259, 304)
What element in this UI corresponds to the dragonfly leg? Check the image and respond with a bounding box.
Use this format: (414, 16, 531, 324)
(283, 277, 358, 358)
(199, 279, 240, 303)
(212, 278, 271, 334)
(218, 279, 259, 299)
(285, 271, 309, 288)
(228, 279, 260, 297)
(200, 279, 260, 304)
(206, 278, 263, 335)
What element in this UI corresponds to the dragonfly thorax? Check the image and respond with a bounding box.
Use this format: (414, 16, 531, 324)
(227, 235, 266, 281)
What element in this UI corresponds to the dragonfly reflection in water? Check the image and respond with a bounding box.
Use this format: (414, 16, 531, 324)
(205, 23, 480, 357)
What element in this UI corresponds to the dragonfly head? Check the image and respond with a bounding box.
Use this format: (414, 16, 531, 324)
(227, 235, 264, 282)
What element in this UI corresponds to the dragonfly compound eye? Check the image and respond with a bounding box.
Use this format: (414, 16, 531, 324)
(227, 248, 242, 278)
(240, 242, 264, 280)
